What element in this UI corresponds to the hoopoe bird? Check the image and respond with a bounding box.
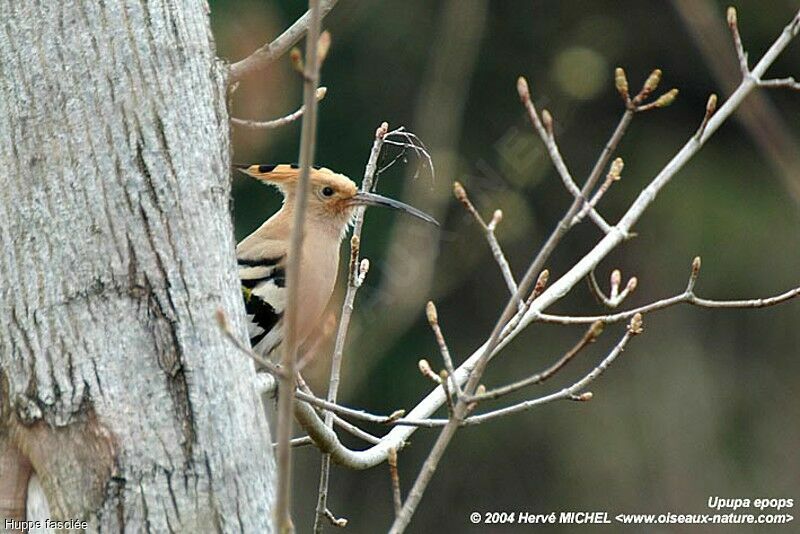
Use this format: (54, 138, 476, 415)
(235, 163, 438, 358)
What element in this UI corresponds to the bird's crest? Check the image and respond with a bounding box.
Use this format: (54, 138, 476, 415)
(234, 163, 358, 198)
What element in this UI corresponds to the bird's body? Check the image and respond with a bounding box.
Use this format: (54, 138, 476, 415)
(235, 164, 437, 358)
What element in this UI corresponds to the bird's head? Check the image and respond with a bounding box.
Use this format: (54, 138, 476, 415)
(235, 163, 438, 233)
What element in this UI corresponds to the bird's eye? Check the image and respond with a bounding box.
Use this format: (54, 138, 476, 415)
(321, 186, 335, 197)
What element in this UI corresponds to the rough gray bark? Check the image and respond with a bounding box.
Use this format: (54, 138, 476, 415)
(0, 1, 274, 532)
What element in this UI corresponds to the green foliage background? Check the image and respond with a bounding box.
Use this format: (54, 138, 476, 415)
(212, 1, 799, 531)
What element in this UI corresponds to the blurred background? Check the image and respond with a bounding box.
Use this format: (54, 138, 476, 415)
(212, 1, 799, 531)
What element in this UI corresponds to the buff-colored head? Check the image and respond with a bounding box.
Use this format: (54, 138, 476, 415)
(235, 163, 438, 229)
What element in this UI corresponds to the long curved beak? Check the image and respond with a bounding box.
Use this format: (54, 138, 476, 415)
(350, 192, 439, 226)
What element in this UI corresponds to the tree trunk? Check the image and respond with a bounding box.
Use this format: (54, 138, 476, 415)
(0, 1, 274, 531)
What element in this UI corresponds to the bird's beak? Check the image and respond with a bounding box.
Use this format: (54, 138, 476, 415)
(350, 192, 439, 226)
(233, 163, 255, 176)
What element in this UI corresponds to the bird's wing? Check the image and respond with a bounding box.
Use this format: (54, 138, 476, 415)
(237, 240, 287, 356)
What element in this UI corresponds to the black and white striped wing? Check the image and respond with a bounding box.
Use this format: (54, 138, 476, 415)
(239, 256, 285, 357)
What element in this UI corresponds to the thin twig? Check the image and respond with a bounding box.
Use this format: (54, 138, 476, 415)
(587, 269, 607, 304)
(727, 6, 749, 75)
(468, 321, 604, 403)
(323, 509, 347, 528)
(572, 157, 624, 226)
(453, 182, 518, 299)
(695, 94, 718, 140)
(579, 106, 635, 219)
(296, 375, 382, 444)
(462, 316, 642, 425)
(537, 256, 800, 324)
(272, 436, 315, 448)
(758, 76, 800, 90)
(228, 0, 339, 83)
(388, 448, 403, 518)
(496, 269, 550, 346)
(418, 359, 453, 413)
(588, 269, 638, 309)
(425, 301, 463, 401)
(382, 128, 436, 183)
(296, 390, 439, 427)
(313, 122, 388, 534)
(538, 284, 800, 325)
(332, 415, 381, 445)
(231, 87, 327, 130)
(275, 1, 323, 531)
(518, 79, 613, 234)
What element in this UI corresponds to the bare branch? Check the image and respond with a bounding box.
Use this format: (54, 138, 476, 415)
(727, 6, 749, 75)
(590, 268, 638, 309)
(538, 264, 800, 326)
(695, 93, 718, 140)
(382, 127, 436, 183)
(517, 77, 613, 234)
(231, 87, 327, 130)
(572, 157, 624, 226)
(296, 375, 382, 445)
(275, 1, 323, 529)
(468, 321, 604, 403)
(228, 0, 339, 84)
(295, 390, 439, 428)
(313, 122, 388, 533)
(323, 509, 348, 528)
(758, 76, 800, 90)
(453, 182, 518, 299)
(388, 448, 403, 518)
(587, 269, 607, 304)
(417, 359, 448, 410)
(272, 436, 315, 449)
(462, 317, 642, 425)
(425, 301, 463, 400)
(332, 415, 380, 444)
